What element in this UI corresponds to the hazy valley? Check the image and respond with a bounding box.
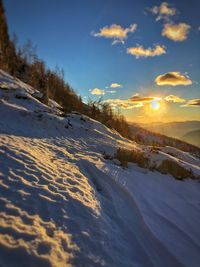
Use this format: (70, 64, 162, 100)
(137, 121, 200, 147)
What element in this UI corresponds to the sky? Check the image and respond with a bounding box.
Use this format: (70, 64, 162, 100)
(4, 0, 200, 123)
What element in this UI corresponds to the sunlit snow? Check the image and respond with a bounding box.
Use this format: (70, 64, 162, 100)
(0, 70, 200, 267)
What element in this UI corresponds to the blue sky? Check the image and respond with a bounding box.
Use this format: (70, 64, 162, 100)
(4, 0, 200, 122)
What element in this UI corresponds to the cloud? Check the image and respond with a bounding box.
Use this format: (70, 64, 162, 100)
(90, 88, 105, 95)
(90, 83, 122, 96)
(155, 72, 192, 86)
(183, 99, 200, 107)
(165, 95, 186, 103)
(150, 2, 176, 21)
(110, 83, 122, 88)
(103, 99, 143, 109)
(130, 95, 161, 102)
(132, 93, 139, 97)
(127, 44, 166, 58)
(103, 94, 161, 109)
(106, 90, 117, 94)
(162, 23, 190, 41)
(92, 23, 137, 44)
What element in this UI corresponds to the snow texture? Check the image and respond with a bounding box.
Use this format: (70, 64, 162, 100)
(0, 70, 200, 267)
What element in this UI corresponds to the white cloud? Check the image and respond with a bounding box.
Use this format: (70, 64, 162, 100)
(90, 88, 105, 95)
(132, 93, 139, 97)
(106, 90, 117, 94)
(127, 44, 166, 58)
(162, 23, 191, 42)
(92, 23, 137, 44)
(155, 72, 192, 86)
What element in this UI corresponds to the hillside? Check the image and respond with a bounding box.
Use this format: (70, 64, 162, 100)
(1, 70, 200, 267)
(140, 121, 200, 142)
(129, 123, 200, 153)
(182, 130, 200, 148)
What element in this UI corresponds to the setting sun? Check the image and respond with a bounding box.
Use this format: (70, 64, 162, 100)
(150, 100, 161, 111)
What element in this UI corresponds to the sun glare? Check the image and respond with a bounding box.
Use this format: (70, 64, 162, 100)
(150, 100, 161, 111)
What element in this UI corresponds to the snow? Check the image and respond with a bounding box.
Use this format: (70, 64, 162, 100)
(0, 69, 200, 267)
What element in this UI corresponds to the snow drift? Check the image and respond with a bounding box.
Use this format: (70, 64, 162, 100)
(0, 70, 200, 267)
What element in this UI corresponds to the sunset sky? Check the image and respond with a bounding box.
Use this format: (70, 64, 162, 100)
(4, 0, 200, 123)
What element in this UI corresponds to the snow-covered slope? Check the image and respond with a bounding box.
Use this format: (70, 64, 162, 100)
(0, 70, 200, 267)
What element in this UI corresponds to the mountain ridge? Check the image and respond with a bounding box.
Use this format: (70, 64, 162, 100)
(135, 121, 200, 146)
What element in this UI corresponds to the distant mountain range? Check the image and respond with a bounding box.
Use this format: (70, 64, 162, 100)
(137, 121, 200, 147)
(128, 123, 200, 153)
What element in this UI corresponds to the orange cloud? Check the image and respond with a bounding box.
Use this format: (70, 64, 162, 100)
(155, 72, 192, 86)
(130, 95, 161, 102)
(127, 44, 166, 58)
(162, 23, 191, 42)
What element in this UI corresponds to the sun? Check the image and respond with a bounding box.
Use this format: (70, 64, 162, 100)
(150, 100, 161, 111)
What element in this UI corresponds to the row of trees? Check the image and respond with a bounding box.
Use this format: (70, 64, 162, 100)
(0, 0, 130, 138)
(86, 100, 130, 137)
(0, 0, 16, 73)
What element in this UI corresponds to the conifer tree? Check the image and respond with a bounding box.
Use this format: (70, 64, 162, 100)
(0, 0, 17, 73)
(0, 0, 10, 69)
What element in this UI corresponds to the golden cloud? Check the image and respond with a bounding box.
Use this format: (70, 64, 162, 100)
(165, 95, 186, 103)
(155, 72, 192, 86)
(183, 99, 200, 107)
(127, 44, 166, 58)
(103, 94, 161, 109)
(162, 23, 190, 42)
(103, 99, 143, 109)
(90, 88, 105, 95)
(110, 83, 122, 88)
(150, 2, 176, 21)
(93, 23, 137, 44)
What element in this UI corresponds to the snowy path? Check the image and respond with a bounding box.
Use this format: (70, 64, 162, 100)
(81, 162, 184, 267)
